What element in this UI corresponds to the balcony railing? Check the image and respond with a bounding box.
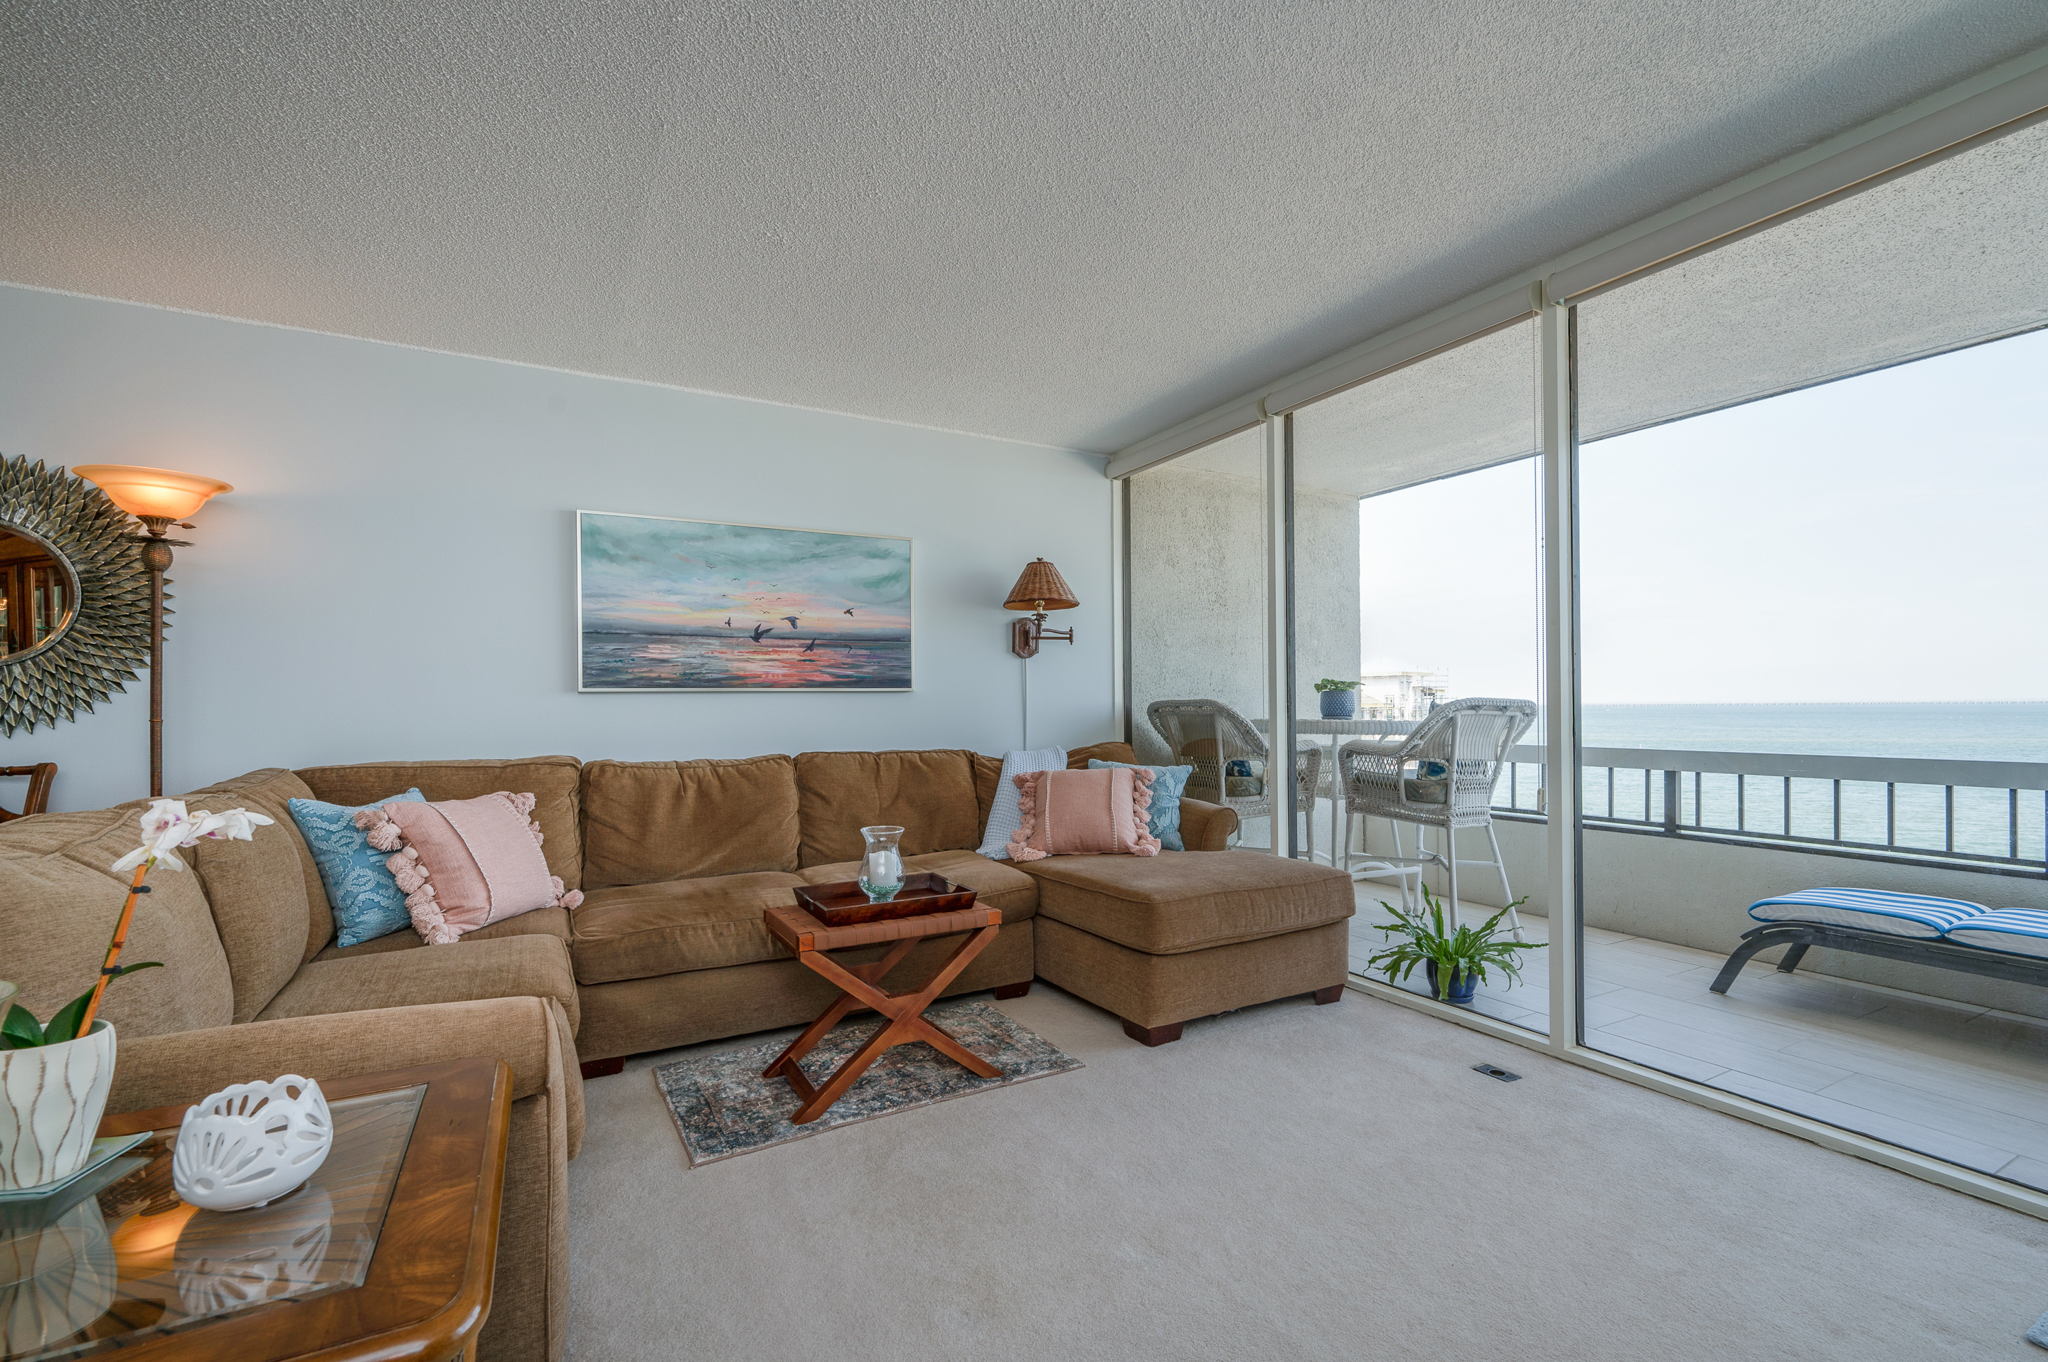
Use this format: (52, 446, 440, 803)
(1497, 745, 2048, 873)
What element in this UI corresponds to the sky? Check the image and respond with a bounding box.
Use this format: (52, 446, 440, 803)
(580, 512, 910, 640)
(1357, 326, 2048, 705)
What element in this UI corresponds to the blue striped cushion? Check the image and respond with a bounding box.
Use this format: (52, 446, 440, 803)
(1747, 887, 1984, 939)
(1945, 909, 2048, 960)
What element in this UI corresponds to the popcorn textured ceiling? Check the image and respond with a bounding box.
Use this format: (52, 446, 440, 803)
(3, 1, 2045, 453)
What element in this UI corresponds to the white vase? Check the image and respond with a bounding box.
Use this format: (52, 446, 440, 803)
(0, 1020, 117, 1193)
(173, 1074, 332, 1212)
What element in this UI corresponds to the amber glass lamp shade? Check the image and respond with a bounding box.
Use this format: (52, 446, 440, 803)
(1003, 558, 1079, 612)
(72, 465, 233, 521)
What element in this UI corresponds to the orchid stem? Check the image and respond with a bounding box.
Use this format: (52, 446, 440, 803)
(77, 860, 150, 1036)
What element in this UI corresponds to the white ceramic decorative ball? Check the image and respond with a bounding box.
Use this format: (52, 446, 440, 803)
(172, 1074, 332, 1212)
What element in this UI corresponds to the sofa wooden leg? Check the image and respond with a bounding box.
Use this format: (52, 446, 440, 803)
(992, 981, 1033, 1000)
(579, 1056, 626, 1080)
(1312, 984, 1345, 1005)
(1122, 1019, 1184, 1047)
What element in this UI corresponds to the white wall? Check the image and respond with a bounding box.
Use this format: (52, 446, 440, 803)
(0, 286, 1115, 811)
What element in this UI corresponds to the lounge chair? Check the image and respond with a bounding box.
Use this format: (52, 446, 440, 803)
(1710, 887, 2048, 995)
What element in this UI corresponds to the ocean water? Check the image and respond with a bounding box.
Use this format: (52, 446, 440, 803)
(1553, 701, 2046, 860)
(1581, 701, 2048, 765)
(581, 632, 911, 689)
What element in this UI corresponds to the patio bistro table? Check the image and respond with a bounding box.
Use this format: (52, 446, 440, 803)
(1254, 717, 1418, 863)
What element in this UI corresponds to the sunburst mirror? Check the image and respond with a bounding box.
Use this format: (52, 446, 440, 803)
(0, 455, 154, 736)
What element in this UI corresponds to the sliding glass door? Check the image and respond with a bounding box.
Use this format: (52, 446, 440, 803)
(1572, 120, 2048, 1189)
(1283, 320, 1550, 1032)
(1116, 107, 2048, 1199)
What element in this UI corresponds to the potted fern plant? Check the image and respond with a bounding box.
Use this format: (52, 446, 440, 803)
(1363, 885, 1540, 1004)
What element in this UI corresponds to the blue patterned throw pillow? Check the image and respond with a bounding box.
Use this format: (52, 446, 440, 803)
(1088, 760, 1194, 851)
(288, 788, 427, 947)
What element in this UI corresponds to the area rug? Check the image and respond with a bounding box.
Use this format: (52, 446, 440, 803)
(652, 1000, 1082, 1164)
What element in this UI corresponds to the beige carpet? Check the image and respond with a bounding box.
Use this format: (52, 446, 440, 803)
(569, 986, 2048, 1361)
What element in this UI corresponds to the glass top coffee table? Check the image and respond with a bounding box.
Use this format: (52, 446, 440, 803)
(0, 1057, 510, 1362)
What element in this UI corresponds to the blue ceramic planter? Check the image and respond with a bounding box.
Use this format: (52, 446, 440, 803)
(1318, 688, 1358, 720)
(1425, 961, 1477, 1005)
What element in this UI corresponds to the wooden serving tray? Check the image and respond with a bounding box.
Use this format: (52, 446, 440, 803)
(793, 872, 978, 926)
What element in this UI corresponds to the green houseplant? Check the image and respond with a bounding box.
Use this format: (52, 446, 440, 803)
(1363, 885, 1540, 1004)
(0, 798, 271, 1192)
(1313, 677, 1360, 719)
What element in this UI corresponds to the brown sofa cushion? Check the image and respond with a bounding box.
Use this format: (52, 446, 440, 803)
(971, 741, 1138, 828)
(1177, 798, 1239, 853)
(177, 768, 327, 1019)
(1020, 850, 1354, 954)
(111, 994, 573, 1111)
(295, 755, 583, 891)
(571, 872, 808, 984)
(258, 932, 581, 1030)
(312, 905, 572, 960)
(0, 804, 235, 1038)
(581, 755, 799, 888)
(796, 849, 1038, 924)
(795, 749, 980, 866)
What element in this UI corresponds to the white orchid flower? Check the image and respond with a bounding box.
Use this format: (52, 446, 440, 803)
(202, 807, 275, 841)
(111, 800, 197, 873)
(109, 801, 274, 874)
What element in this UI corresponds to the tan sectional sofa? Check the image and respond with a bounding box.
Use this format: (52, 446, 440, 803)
(0, 742, 1353, 1362)
(2, 764, 582, 1362)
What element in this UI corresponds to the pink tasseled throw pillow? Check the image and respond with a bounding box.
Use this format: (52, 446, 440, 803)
(1007, 766, 1162, 861)
(354, 791, 583, 944)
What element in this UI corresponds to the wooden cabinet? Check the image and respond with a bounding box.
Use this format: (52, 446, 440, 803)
(0, 539, 71, 656)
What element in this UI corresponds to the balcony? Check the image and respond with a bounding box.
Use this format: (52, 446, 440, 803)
(1335, 743, 2048, 1193)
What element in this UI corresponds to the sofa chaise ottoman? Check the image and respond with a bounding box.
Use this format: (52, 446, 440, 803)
(1024, 850, 1355, 1044)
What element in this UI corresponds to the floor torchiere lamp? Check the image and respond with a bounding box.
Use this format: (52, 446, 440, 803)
(71, 465, 233, 798)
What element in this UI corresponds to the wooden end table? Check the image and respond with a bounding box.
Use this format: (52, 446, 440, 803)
(762, 889, 1004, 1125)
(1, 1057, 510, 1362)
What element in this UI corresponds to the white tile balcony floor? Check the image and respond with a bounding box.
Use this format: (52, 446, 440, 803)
(1347, 891, 2048, 1193)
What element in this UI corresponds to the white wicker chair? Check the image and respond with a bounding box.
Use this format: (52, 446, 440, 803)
(1337, 698, 1537, 935)
(1146, 699, 1325, 859)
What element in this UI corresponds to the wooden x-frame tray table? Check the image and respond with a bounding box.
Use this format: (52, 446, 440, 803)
(761, 899, 1004, 1125)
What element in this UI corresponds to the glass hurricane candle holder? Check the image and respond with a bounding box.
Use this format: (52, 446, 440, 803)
(858, 825, 905, 901)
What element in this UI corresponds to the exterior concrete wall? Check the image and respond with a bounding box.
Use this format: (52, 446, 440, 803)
(1125, 458, 1360, 764)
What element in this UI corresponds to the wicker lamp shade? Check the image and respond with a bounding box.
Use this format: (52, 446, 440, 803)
(1003, 558, 1078, 612)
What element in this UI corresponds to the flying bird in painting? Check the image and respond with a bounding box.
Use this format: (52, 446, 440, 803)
(802, 638, 817, 653)
(723, 617, 732, 627)
(842, 608, 855, 616)
(781, 616, 801, 629)
(750, 624, 773, 642)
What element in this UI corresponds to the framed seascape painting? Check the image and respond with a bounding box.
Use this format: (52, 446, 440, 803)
(577, 511, 913, 691)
